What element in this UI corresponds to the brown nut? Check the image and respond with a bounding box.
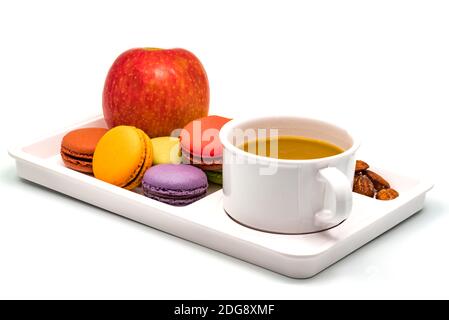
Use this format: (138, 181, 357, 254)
(353, 174, 375, 198)
(365, 170, 390, 191)
(376, 188, 399, 200)
(355, 160, 369, 173)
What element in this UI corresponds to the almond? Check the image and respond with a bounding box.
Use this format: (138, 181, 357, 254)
(355, 160, 369, 173)
(365, 170, 390, 191)
(353, 174, 375, 198)
(376, 188, 399, 200)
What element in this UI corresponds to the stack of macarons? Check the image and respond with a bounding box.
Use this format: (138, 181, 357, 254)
(180, 115, 231, 185)
(60, 115, 231, 205)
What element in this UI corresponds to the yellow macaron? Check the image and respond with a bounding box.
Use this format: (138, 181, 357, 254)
(93, 126, 153, 190)
(151, 136, 182, 165)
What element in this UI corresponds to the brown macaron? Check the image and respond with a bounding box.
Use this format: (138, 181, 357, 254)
(61, 128, 108, 173)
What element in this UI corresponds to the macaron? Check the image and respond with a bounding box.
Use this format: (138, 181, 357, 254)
(142, 164, 208, 206)
(180, 115, 231, 171)
(60, 128, 108, 174)
(205, 171, 223, 185)
(93, 126, 153, 190)
(151, 136, 182, 165)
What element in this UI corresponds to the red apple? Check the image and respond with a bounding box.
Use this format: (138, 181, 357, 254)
(103, 48, 209, 137)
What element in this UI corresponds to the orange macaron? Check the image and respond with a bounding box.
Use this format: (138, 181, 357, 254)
(93, 126, 153, 190)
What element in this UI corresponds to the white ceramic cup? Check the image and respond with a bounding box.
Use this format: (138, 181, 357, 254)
(219, 116, 360, 234)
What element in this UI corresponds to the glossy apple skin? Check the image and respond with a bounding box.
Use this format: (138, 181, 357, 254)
(103, 48, 209, 137)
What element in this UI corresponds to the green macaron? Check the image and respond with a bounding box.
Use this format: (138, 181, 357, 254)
(205, 171, 222, 185)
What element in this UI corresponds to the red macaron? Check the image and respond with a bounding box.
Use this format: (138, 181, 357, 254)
(180, 115, 231, 171)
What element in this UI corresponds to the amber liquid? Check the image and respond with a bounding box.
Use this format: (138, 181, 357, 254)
(240, 135, 344, 160)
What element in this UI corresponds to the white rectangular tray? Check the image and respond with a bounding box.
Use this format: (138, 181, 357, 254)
(8, 116, 433, 278)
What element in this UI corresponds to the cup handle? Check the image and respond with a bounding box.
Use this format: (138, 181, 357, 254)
(315, 167, 352, 227)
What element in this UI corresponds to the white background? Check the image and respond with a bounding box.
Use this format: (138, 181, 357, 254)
(1, 0, 448, 299)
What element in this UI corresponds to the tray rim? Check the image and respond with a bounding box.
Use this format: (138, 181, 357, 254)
(7, 115, 435, 278)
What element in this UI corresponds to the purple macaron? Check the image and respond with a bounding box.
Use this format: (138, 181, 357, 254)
(142, 164, 208, 206)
